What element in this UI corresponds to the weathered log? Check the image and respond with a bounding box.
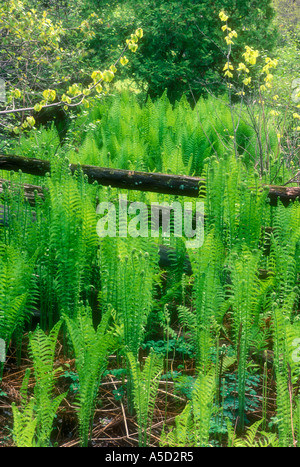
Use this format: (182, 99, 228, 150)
(0, 154, 204, 197)
(0, 155, 51, 177)
(0, 178, 46, 206)
(1, 154, 300, 205)
(265, 185, 300, 207)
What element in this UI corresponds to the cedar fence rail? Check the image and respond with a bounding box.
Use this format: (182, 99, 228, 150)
(0, 154, 300, 206)
(0, 154, 295, 277)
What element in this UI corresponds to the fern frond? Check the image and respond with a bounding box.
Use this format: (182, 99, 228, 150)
(64, 305, 114, 447)
(127, 350, 163, 446)
(160, 369, 215, 447)
(11, 399, 37, 447)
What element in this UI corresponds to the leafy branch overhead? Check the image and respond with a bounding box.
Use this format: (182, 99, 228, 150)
(0, 0, 143, 133)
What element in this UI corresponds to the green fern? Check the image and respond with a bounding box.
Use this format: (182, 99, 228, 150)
(127, 350, 163, 447)
(28, 320, 67, 447)
(99, 237, 159, 414)
(160, 369, 215, 447)
(272, 300, 297, 447)
(269, 202, 300, 306)
(0, 245, 38, 374)
(11, 322, 66, 447)
(11, 398, 37, 447)
(183, 229, 225, 373)
(63, 305, 114, 447)
(227, 245, 271, 431)
(227, 419, 279, 447)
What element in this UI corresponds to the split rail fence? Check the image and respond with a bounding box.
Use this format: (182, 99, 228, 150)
(0, 154, 299, 276)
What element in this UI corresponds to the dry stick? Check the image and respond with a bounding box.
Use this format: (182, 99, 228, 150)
(60, 438, 80, 448)
(94, 414, 123, 433)
(283, 171, 300, 186)
(258, 90, 269, 176)
(156, 388, 186, 402)
(202, 85, 255, 161)
(260, 93, 272, 172)
(149, 415, 177, 431)
(244, 96, 265, 174)
(108, 375, 130, 440)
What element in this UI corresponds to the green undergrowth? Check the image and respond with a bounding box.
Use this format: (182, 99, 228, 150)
(4, 91, 292, 185)
(1, 92, 300, 447)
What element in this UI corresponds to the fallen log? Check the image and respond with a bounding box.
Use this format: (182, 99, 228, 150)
(1, 154, 300, 205)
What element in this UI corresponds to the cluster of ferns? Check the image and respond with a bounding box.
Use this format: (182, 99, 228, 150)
(1, 92, 299, 447)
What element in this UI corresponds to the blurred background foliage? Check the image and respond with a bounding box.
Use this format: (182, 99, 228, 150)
(67, 0, 279, 103)
(1, 0, 279, 106)
(0, 0, 299, 154)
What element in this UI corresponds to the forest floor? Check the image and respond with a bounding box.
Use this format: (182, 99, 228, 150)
(0, 337, 188, 448)
(0, 334, 277, 448)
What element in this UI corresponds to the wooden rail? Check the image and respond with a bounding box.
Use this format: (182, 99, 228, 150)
(1, 154, 300, 206)
(0, 155, 288, 278)
(0, 178, 45, 206)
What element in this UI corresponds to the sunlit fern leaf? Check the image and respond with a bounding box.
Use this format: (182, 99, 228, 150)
(63, 305, 114, 447)
(160, 369, 215, 447)
(11, 399, 37, 447)
(191, 369, 216, 447)
(28, 320, 67, 447)
(160, 401, 193, 447)
(127, 350, 163, 447)
(229, 420, 279, 447)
